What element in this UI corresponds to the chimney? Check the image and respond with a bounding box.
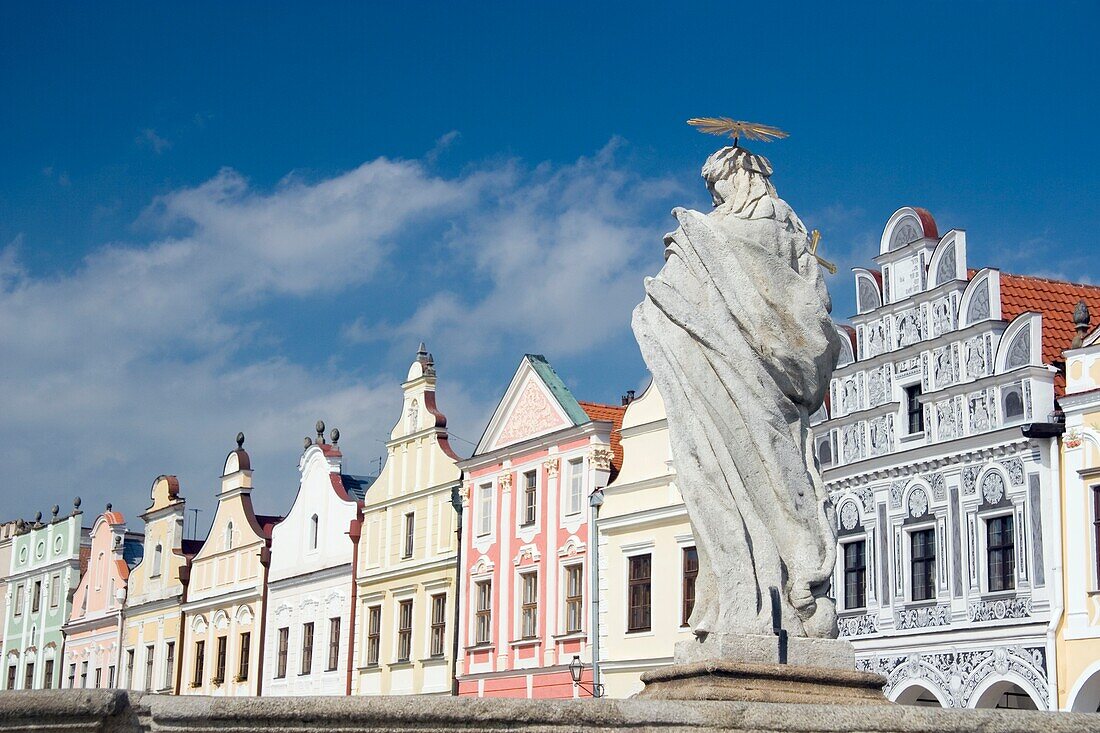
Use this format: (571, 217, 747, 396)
(621, 389, 636, 406)
(1072, 300, 1091, 349)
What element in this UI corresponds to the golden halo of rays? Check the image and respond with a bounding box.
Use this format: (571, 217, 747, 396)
(686, 117, 789, 143)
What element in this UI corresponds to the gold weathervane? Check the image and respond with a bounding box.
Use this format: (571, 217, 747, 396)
(686, 117, 789, 146)
(809, 230, 837, 275)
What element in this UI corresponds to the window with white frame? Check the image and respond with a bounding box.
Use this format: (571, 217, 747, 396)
(521, 471, 537, 527)
(842, 540, 866, 609)
(566, 458, 584, 515)
(477, 484, 493, 537)
(474, 580, 492, 644)
(396, 599, 413, 662)
(986, 514, 1015, 592)
(365, 607, 381, 666)
(520, 571, 538, 639)
(1094, 485, 1100, 589)
(430, 594, 446, 657)
(152, 544, 162, 576)
(682, 547, 698, 625)
(403, 512, 415, 558)
(564, 564, 583, 633)
(910, 528, 936, 602)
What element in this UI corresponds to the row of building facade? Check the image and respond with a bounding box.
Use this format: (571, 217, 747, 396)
(5, 208, 1100, 711)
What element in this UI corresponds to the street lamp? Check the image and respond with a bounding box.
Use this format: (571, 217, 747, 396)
(568, 655, 604, 698)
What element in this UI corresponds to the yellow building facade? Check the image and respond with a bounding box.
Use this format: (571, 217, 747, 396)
(355, 347, 462, 696)
(121, 476, 197, 694)
(180, 435, 280, 697)
(595, 383, 694, 698)
(1056, 317, 1100, 711)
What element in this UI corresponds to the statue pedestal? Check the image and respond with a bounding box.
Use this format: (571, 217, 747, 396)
(636, 634, 889, 705)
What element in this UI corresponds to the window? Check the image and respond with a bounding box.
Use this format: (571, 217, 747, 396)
(477, 484, 493, 536)
(565, 565, 583, 633)
(13, 584, 23, 616)
(107, 665, 115, 688)
(7, 665, 16, 691)
(366, 607, 381, 666)
(213, 636, 227, 684)
(32, 580, 41, 613)
(224, 521, 234, 551)
(81, 661, 88, 688)
(682, 547, 699, 626)
(276, 628, 289, 678)
(164, 642, 175, 690)
(397, 600, 413, 662)
(987, 515, 1016, 592)
(843, 540, 867, 610)
(905, 385, 924, 434)
(301, 622, 314, 675)
(430, 594, 446, 657)
(567, 459, 584, 515)
(911, 529, 936, 601)
(628, 554, 652, 632)
(67, 663, 75, 689)
(93, 667, 100, 688)
(309, 515, 319, 550)
(50, 574, 61, 608)
(403, 512, 415, 558)
(475, 580, 492, 644)
(520, 572, 538, 639)
(1094, 487, 1100, 588)
(238, 632, 250, 681)
(144, 645, 155, 691)
(522, 471, 537, 526)
(192, 641, 204, 687)
(327, 618, 340, 671)
(125, 649, 134, 688)
(43, 660, 54, 690)
(25, 662, 35, 690)
(152, 544, 163, 576)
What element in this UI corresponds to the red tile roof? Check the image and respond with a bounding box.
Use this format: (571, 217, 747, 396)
(578, 401, 626, 474)
(997, 272, 1100, 397)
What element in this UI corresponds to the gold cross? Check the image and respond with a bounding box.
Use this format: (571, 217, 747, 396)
(809, 230, 837, 274)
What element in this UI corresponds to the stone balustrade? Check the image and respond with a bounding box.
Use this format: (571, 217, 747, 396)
(0, 690, 1095, 732)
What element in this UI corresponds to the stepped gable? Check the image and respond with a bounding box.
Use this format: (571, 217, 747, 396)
(998, 272, 1100, 396)
(579, 400, 626, 474)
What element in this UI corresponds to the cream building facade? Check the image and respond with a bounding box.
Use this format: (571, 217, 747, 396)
(1056, 309, 1100, 711)
(121, 476, 200, 695)
(263, 425, 373, 697)
(355, 346, 462, 696)
(595, 383, 694, 698)
(180, 435, 280, 697)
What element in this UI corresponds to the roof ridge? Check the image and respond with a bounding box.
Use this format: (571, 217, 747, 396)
(995, 270, 1100, 292)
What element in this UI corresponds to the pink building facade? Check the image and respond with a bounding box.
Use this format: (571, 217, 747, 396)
(456, 355, 622, 698)
(61, 509, 143, 689)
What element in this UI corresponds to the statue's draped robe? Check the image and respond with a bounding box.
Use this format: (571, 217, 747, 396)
(632, 149, 843, 637)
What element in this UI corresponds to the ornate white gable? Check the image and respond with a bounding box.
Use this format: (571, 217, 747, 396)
(478, 358, 575, 453)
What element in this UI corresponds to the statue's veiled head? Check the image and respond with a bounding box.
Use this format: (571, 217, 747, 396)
(701, 146, 775, 206)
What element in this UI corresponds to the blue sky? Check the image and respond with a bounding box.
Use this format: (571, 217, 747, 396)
(1, 2, 1097, 533)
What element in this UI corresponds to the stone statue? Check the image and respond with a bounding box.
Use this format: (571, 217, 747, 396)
(632, 145, 844, 643)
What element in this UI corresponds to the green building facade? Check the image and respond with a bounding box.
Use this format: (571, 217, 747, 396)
(2, 501, 89, 690)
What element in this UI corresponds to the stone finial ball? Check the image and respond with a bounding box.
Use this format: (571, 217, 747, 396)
(304, 437, 313, 449)
(330, 428, 340, 444)
(236, 432, 245, 449)
(316, 419, 325, 435)
(34, 511, 42, 522)
(74, 496, 82, 509)
(51, 505, 59, 517)
(106, 503, 112, 512)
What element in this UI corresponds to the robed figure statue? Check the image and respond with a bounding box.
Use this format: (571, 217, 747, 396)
(632, 145, 844, 640)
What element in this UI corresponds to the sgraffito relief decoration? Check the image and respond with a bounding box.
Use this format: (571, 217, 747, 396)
(965, 338, 987, 379)
(889, 479, 909, 509)
(933, 346, 957, 388)
(936, 401, 958, 441)
(1004, 325, 1032, 370)
(968, 392, 992, 431)
(922, 473, 947, 502)
(894, 604, 950, 630)
(865, 320, 885, 358)
(907, 488, 929, 519)
(858, 277, 881, 313)
(962, 466, 980, 496)
(857, 646, 1047, 708)
(935, 243, 957, 284)
(838, 614, 877, 637)
(842, 423, 864, 464)
(494, 381, 565, 448)
(869, 415, 893, 457)
(968, 597, 1031, 622)
(896, 310, 922, 348)
(1003, 458, 1025, 487)
(867, 368, 887, 407)
(841, 377, 860, 414)
(839, 501, 860, 531)
(931, 298, 953, 338)
(966, 284, 990, 324)
(891, 221, 921, 250)
(981, 472, 1006, 506)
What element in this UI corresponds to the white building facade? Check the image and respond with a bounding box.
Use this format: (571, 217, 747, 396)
(263, 426, 372, 697)
(815, 207, 1073, 709)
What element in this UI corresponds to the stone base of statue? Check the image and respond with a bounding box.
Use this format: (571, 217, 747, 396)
(636, 634, 889, 705)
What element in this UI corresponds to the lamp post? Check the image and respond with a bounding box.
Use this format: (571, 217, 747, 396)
(568, 655, 604, 698)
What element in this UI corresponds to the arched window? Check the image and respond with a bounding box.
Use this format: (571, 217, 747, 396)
(152, 544, 163, 576)
(310, 514, 319, 550)
(225, 522, 234, 551)
(95, 552, 106, 590)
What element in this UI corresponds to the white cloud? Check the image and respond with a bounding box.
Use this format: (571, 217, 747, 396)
(138, 128, 172, 154)
(0, 143, 677, 531)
